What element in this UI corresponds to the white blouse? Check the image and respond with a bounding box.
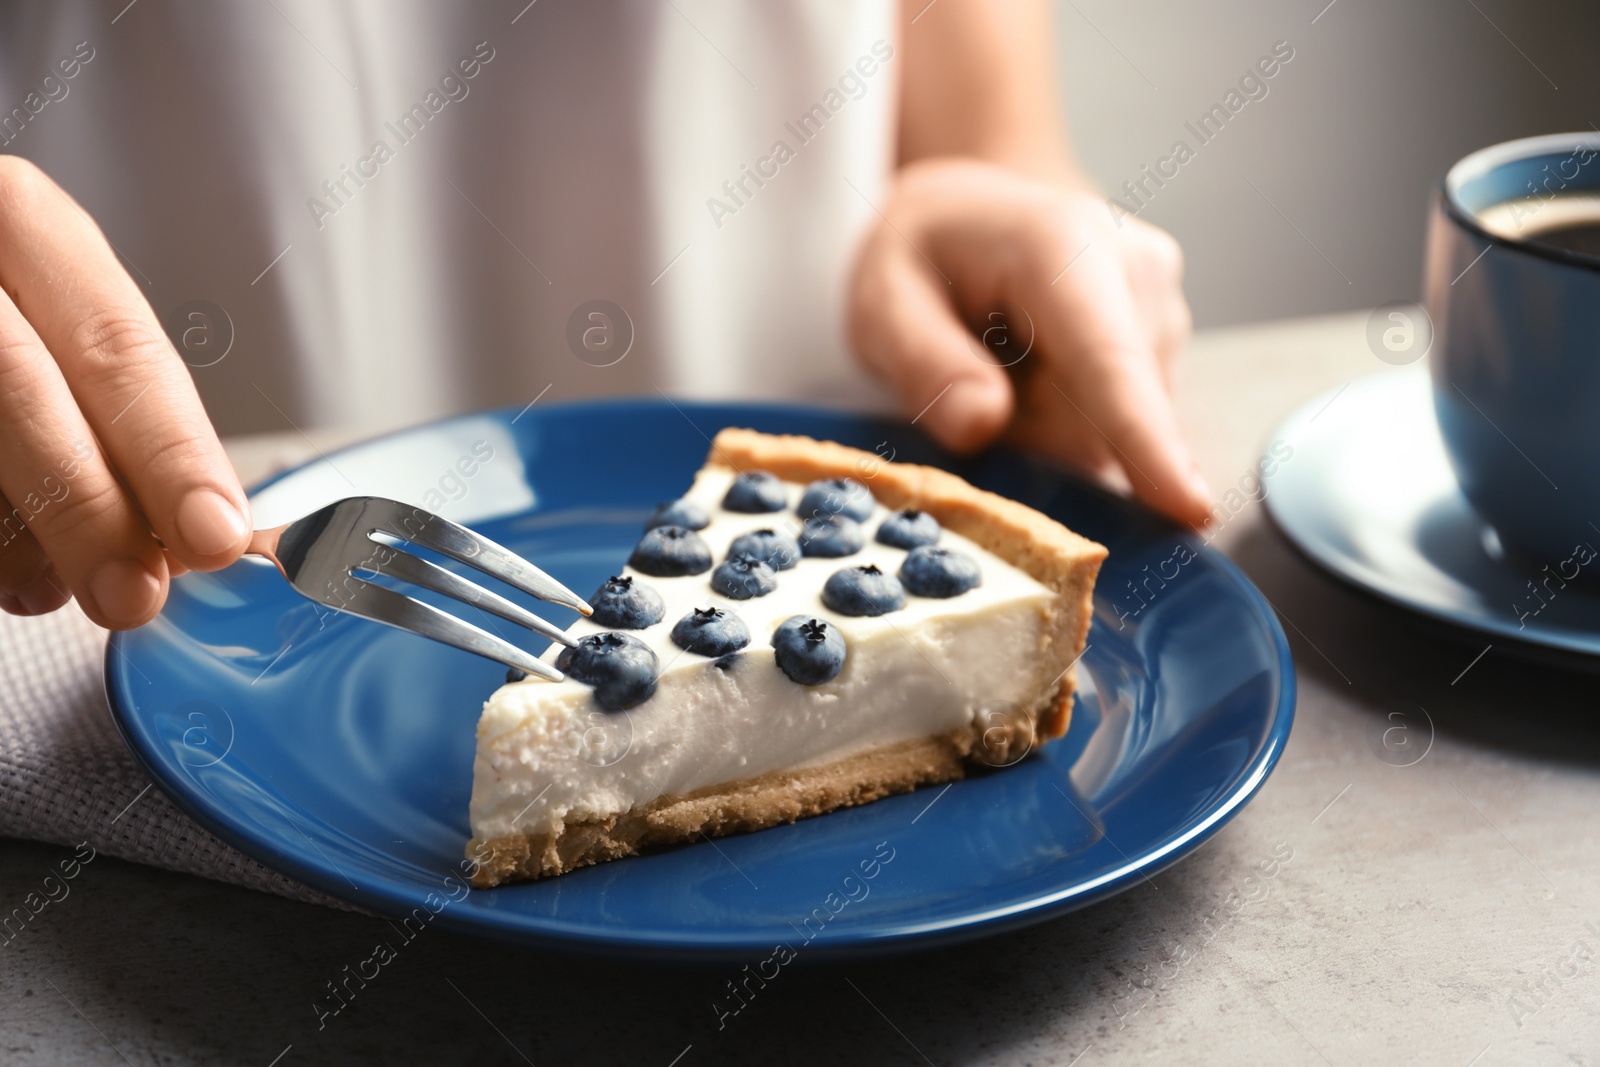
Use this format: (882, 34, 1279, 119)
(0, 0, 898, 434)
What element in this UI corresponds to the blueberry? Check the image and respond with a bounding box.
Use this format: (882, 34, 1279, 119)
(772, 615, 847, 685)
(876, 509, 941, 550)
(670, 606, 751, 657)
(505, 667, 528, 684)
(728, 528, 800, 571)
(587, 575, 665, 629)
(646, 498, 709, 531)
(821, 564, 905, 616)
(711, 554, 777, 599)
(798, 513, 864, 558)
(900, 545, 982, 598)
(797, 477, 875, 523)
(629, 524, 712, 577)
(722, 471, 787, 513)
(555, 632, 660, 711)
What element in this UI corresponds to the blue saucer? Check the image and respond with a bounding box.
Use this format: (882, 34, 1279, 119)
(1264, 368, 1600, 660)
(107, 399, 1294, 960)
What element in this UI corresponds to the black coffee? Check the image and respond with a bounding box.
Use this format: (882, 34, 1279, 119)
(1476, 193, 1600, 260)
(1525, 220, 1600, 258)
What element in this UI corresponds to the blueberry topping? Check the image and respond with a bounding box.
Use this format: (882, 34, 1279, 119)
(798, 514, 864, 558)
(670, 606, 752, 657)
(722, 471, 787, 513)
(505, 667, 528, 684)
(587, 575, 666, 629)
(773, 615, 847, 685)
(712, 652, 743, 672)
(629, 524, 712, 577)
(711, 554, 778, 599)
(555, 632, 660, 711)
(797, 477, 875, 523)
(876, 508, 941, 550)
(646, 498, 710, 531)
(728, 528, 801, 571)
(899, 545, 982, 598)
(821, 564, 906, 616)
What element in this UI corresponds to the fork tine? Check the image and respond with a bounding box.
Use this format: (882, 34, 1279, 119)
(370, 546, 578, 648)
(374, 505, 592, 616)
(326, 577, 565, 681)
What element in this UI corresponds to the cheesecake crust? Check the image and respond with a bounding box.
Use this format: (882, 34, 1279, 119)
(469, 429, 1106, 887)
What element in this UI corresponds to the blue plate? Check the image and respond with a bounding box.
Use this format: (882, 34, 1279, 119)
(107, 399, 1294, 961)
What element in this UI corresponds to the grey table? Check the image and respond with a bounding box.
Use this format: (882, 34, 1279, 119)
(4, 312, 1597, 1065)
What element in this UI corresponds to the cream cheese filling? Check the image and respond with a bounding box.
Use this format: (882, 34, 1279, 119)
(470, 468, 1056, 842)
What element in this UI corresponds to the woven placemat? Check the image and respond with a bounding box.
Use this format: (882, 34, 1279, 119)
(0, 603, 354, 911)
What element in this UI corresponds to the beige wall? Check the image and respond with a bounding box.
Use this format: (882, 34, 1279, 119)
(1055, 0, 1597, 326)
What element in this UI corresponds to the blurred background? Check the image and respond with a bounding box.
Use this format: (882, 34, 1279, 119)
(1056, 0, 1600, 326)
(5, 0, 1597, 433)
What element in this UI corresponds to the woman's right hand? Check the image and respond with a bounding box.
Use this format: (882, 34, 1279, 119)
(0, 156, 251, 629)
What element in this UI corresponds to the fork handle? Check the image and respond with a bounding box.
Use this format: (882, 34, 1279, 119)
(246, 524, 292, 577)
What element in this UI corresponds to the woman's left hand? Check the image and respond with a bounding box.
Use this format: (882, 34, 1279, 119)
(847, 157, 1212, 527)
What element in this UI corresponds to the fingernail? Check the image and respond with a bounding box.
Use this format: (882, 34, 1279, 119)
(16, 567, 65, 615)
(89, 558, 162, 625)
(176, 489, 248, 557)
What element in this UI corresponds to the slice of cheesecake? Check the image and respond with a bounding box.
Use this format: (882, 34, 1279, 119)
(466, 429, 1106, 886)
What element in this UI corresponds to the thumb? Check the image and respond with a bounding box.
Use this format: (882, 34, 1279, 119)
(850, 258, 1013, 453)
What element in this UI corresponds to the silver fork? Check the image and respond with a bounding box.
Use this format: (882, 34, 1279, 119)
(246, 496, 590, 682)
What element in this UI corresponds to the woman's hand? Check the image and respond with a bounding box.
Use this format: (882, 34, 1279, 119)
(848, 157, 1212, 527)
(0, 156, 250, 627)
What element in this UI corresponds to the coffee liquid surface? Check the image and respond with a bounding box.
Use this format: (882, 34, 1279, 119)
(1476, 193, 1600, 259)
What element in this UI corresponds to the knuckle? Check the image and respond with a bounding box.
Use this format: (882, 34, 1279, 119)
(125, 424, 213, 487)
(31, 473, 125, 545)
(0, 334, 52, 390)
(67, 306, 173, 379)
(1029, 206, 1102, 277)
(1030, 205, 1082, 260)
(1139, 228, 1185, 281)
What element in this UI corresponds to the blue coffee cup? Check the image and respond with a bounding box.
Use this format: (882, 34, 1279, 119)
(1427, 132, 1600, 564)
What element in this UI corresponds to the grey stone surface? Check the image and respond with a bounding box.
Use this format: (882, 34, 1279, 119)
(4, 313, 1599, 1064)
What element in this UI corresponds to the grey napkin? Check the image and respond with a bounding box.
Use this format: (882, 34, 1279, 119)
(0, 603, 352, 911)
